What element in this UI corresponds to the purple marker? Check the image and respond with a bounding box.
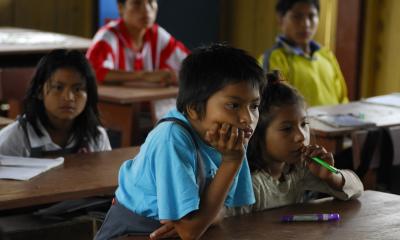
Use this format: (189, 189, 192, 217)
(281, 213, 340, 222)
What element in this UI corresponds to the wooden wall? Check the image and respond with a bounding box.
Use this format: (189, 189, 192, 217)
(0, 0, 95, 38)
(222, 0, 338, 59)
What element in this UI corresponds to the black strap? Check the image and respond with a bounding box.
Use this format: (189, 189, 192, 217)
(157, 117, 206, 194)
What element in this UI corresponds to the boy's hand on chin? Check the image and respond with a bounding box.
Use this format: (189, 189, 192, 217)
(205, 122, 245, 162)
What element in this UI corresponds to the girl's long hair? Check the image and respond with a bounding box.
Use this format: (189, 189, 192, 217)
(247, 70, 305, 172)
(23, 49, 101, 150)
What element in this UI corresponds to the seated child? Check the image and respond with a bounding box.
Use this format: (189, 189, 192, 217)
(86, 0, 189, 86)
(260, 0, 348, 106)
(0, 49, 111, 157)
(94, 44, 265, 240)
(226, 71, 363, 216)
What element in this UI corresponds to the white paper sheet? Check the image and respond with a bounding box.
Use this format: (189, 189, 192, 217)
(362, 93, 400, 108)
(0, 155, 64, 180)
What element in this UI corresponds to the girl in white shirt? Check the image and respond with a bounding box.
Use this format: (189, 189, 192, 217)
(0, 49, 111, 157)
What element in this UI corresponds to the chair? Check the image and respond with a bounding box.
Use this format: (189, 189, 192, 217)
(0, 67, 36, 119)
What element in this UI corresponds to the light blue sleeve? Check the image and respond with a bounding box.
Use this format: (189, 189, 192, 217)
(154, 125, 201, 220)
(225, 156, 255, 207)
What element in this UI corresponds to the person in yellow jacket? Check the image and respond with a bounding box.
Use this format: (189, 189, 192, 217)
(260, 0, 348, 106)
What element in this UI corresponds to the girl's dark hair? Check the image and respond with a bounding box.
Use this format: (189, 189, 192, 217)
(247, 70, 305, 172)
(276, 0, 320, 16)
(23, 49, 101, 149)
(177, 43, 265, 118)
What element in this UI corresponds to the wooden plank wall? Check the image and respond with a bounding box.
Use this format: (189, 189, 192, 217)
(0, 0, 94, 38)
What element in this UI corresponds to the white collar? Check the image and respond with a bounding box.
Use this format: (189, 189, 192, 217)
(26, 119, 75, 149)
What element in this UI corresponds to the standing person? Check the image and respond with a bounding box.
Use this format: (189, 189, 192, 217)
(226, 72, 363, 216)
(0, 49, 111, 157)
(86, 0, 189, 86)
(94, 44, 265, 240)
(260, 0, 348, 106)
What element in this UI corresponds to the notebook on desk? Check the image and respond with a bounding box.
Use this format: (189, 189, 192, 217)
(0, 155, 64, 180)
(314, 114, 376, 128)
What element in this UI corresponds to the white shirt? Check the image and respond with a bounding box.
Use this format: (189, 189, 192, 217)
(0, 119, 111, 157)
(225, 165, 364, 217)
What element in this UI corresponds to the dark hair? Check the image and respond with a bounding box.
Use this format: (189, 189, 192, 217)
(117, 0, 158, 5)
(276, 0, 320, 16)
(177, 43, 265, 118)
(23, 49, 102, 149)
(247, 70, 305, 172)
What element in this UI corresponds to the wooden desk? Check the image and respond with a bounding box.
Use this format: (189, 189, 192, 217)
(98, 86, 179, 147)
(308, 101, 400, 153)
(124, 190, 400, 240)
(0, 116, 13, 129)
(0, 147, 139, 211)
(0, 27, 91, 67)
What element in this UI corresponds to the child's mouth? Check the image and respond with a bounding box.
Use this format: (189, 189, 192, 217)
(241, 128, 253, 138)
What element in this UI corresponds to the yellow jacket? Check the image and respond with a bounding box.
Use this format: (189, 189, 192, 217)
(260, 37, 348, 106)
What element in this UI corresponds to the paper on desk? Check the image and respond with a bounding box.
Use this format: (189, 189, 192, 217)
(314, 114, 376, 128)
(362, 93, 400, 108)
(0, 155, 64, 180)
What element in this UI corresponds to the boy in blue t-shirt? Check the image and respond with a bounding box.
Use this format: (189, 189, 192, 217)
(95, 43, 265, 240)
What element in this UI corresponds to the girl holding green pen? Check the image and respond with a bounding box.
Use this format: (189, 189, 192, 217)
(225, 72, 363, 216)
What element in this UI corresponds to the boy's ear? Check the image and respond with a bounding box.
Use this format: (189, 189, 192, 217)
(117, 3, 124, 17)
(186, 105, 200, 120)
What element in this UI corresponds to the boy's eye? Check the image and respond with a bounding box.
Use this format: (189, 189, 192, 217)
(291, 13, 303, 21)
(250, 103, 259, 111)
(251, 102, 260, 109)
(280, 126, 292, 132)
(225, 103, 239, 110)
(302, 121, 310, 128)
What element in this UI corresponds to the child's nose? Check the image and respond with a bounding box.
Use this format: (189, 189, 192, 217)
(240, 108, 253, 125)
(294, 127, 306, 143)
(63, 89, 74, 101)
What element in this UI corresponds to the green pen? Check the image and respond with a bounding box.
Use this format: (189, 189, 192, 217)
(310, 157, 340, 174)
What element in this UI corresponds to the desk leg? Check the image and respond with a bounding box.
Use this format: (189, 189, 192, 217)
(98, 102, 139, 147)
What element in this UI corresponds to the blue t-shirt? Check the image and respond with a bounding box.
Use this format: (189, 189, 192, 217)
(115, 109, 255, 220)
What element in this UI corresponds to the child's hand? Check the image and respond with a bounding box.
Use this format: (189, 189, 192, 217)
(205, 122, 245, 162)
(142, 70, 176, 86)
(149, 220, 178, 240)
(301, 145, 335, 180)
